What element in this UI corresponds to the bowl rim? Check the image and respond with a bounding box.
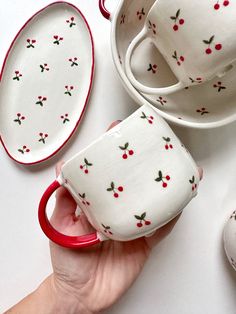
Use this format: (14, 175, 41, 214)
(109, 0, 236, 129)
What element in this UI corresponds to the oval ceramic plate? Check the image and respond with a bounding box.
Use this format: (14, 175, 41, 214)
(0, 2, 94, 164)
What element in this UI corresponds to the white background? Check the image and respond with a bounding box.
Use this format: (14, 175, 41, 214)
(0, 1, 236, 313)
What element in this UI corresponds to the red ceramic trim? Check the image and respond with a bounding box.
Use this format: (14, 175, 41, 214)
(0, 1, 95, 165)
(38, 180, 100, 248)
(99, 0, 111, 20)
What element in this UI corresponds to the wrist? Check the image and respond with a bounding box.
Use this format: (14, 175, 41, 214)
(36, 275, 93, 314)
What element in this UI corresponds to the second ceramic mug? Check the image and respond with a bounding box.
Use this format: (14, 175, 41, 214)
(38, 105, 200, 248)
(125, 0, 236, 95)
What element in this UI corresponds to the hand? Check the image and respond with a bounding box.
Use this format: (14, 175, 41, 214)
(48, 121, 203, 314)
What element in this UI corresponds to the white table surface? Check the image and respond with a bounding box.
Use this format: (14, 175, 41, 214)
(0, 1, 236, 313)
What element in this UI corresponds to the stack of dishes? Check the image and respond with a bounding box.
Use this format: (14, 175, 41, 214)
(100, 0, 236, 129)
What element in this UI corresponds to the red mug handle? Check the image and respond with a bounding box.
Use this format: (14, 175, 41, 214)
(99, 0, 111, 20)
(38, 180, 101, 249)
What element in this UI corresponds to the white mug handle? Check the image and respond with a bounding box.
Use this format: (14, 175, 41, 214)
(125, 28, 185, 95)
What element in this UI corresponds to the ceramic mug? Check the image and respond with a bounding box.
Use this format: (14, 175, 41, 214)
(38, 105, 200, 248)
(125, 0, 236, 95)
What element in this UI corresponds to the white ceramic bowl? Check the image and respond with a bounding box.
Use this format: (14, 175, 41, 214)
(99, 0, 236, 129)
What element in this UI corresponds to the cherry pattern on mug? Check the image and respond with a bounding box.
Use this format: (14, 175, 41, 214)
(119, 142, 134, 159)
(163, 137, 173, 150)
(140, 111, 154, 124)
(172, 50, 185, 66)
(170, 9, 185, 31)
(189, 175, 197, 191)
(80, 158, 93, 174)
(78, 192, 90, 206)
(101, 224, 113, 235)
(134, 212, 151, 228)
(203, 35, 222, 55)
(107, 182, 124, 198)
(214, 1, 230, 10)
(155, 170, 171, 188)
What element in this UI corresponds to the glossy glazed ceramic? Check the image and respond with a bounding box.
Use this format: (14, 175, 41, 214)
(125, 0, 236, 95)
(38, 104, 200, 248)
(101, 0, 236, 128)
(0, 2, 94, 164)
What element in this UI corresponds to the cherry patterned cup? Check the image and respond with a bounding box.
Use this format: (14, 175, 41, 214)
(125, 0, 236, 95)
(38, 105, 200, 248)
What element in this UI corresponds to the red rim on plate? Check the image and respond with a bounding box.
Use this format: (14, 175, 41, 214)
(0, 1, 95, 165)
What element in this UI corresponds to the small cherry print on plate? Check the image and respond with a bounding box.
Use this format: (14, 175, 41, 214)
(36, 96, 47, 106)
(14, 113, 26, 125)
(107, 182, 124, 198)
(53, 35, 63, 45)
(12, 70, 22, 81)
(39, 63, 49, 72)
(155, 170, 171, 188)
(38, 133, 48, 144)
(0, 2, 94, 164)
(80, 158, 93, 174)
(134, 212, 151, 228)
(26, 39, 36, 48)
(66, 16, 76, 28)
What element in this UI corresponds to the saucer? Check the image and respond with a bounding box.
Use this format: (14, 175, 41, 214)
(105, 0, 236, 128)
(0, 2, 94, 164)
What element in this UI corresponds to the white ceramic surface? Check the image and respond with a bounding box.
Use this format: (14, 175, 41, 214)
(40, 104, 200, 246)
(125, 0, 236, 95)
(1, 2, 236, 313)
(109, 0, 236, 128)
(0, 2, 94, 164)
(224, 210, 236, 271)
